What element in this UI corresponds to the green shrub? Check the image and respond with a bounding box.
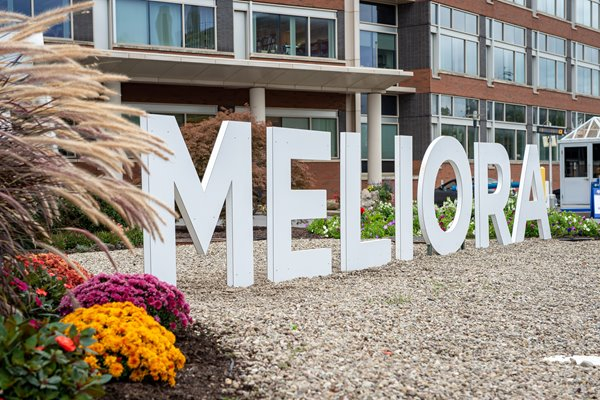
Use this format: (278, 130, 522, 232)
(0, 315, 110, 399)
(50, 231, 94, 252)
(94, 231, 121, 246)
(53, 199, 129, 234)
(367, 183, 393, 204)
(125, 227, 144, 247)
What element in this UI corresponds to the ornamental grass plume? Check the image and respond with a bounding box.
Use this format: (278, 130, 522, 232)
(58, 273, 192, 331)
(62, 302, 186, 387)
(0, 5, 173, 316)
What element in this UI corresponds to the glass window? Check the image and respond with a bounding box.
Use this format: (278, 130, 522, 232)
(538, 134, 558, 162)
(495, 128, 525, 160)
(311, 18, 335, 58)
(73, 0, 93, 41)
(538, 0, 566, 18)
(282, 117, 310, 130)
(254, 13, 307, 56)
(505, 104, 526, 123)
(494, 47, 525, 84)
(149, 2, 182, 47)
(312, 118, 338, 158)
(360, 123, 398, 161)
(431, 94, 439, 115)
(360, 1, 396, 25)
(440, 6, 451, 28)
(35, 0, 70, 38)
(577, 0, 600, 29)
(564, 147, 588, 177)
(117, 0, 149, 44)
(0, 0, 31, 15)
(441, 95, 452, 116)
(185, 5, 215, 49)
(382, 124, 397, 159)
(382, 95, 397, 116)
(494, 102, 504, 121)
(441, 124, 476, 158)
(360, 31, 396, 69)
(440, 35, 477, 75)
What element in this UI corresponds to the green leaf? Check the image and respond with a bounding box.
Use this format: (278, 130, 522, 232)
(11, 349, 25, 366)
(0, 368, 14, 389)
(47, 375, 62, 384)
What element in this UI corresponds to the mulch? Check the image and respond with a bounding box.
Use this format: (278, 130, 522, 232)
(101, 324, 250, 399)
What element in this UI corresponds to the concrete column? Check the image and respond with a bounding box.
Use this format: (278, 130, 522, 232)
(249, 87, 266, 122)
(367, 93, 382, 185)
(93, 0, 110, 50)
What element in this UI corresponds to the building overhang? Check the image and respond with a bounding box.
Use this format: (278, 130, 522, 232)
(91, 50, 414, 94)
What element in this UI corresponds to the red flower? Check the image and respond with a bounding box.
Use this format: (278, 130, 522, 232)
(10, 278, 28, 292)
(28, 319, 41, 329)
(35, 288, 47, 296)
(55, 336, 76, 352)
(34, 297, 42, 307)
(360, 207, 365, 214)
(35, 346, 45, 351)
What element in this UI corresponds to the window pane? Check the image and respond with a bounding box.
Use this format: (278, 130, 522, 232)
(466, 99, 478, 117)
(493, 20, 502, 41)
(432, 94, 439, 115)
(495, 128, 515, 159)
(468, 126, 476, 157)
(516, 130, 526, 160)
(452, 37, 464, 73)
(35, 0, 70, 38)
(440, 35, 452, 71)
(441, 95, 452, 116)
(116, 0, 149, 44)
(515, 52, 525, 83)
(466, 40, 477, 75)
(311, 18, 335, 58)
(495, 102, 504, 121)
(282, 117, 309, 130)
(149, 2, 182, 47)
(504, 25, 514, 44)
(382, 95, 397, 116)
(454, 97, 467, 118)
(0, 0, 31, 15)
(312, 118, 338, 158)
(360, 30, 375, 67)
(557, 61, 565, 90)
(564, 146, 588, 177)
(73, 0, 93, 41)
(255, 13, 290, 54)
(440, 6, 451, 28)
(186, 114, 211, 124)
(376, 32, 396, 69)
(293, 16, 308, 56)
(361, 123, 368, 159)
(185, 5, 214, 49)
(382, 124, 397, 159)
(506, 104, 525, 123)
(452, 10, 465, 32)
(494, 47, 504, 80)
(442, 124, 467, 150)
(465, 13, 477, 34)
(359, 1, 396, 25)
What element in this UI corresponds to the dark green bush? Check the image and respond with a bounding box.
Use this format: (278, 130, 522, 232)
(53, 199, 129, 234)
(0, 315, 110, 399)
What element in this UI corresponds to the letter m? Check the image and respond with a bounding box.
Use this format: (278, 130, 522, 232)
(141, 115, 253, 287)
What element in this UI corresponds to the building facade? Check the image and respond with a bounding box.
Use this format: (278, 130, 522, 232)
(8, 0, 600, 196)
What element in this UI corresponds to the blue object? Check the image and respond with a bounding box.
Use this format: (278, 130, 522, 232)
(591, 178, 600, 219)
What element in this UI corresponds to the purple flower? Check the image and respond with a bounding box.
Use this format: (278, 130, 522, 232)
(58, 273, 192, 331)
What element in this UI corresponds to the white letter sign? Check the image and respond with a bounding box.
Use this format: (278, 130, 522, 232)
(142, 115, 253, 287)
(512, 145, 551, 242)
(418, 136, 472, 255)
(474, 143, 512, 248)
(395, 135, 413, 261)
(340, 132, 391, 271)
(267, 127, 332, 282)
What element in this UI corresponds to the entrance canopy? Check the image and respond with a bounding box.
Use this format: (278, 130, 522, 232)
(560, 117, 600, 143)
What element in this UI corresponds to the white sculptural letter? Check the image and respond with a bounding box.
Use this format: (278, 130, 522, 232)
(267, 127, 331, 282)
(417, 136, 472, 255)
(142, 115, 254, 287)
(395, 136, 413, 260)
(340, 132, 391, 271)
(512, 145, 552, 242)
(474, 143, 512, 248)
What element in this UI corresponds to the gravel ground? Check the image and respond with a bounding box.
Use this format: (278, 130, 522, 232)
(72, 239, 600, 399)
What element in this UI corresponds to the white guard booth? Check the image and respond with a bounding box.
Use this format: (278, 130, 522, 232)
(559, 117, 600, 212)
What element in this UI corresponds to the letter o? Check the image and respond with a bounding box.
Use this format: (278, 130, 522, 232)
(417, 136, 473, 255)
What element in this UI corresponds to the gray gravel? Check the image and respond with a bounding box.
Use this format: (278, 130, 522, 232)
(72, 239, 600, 399)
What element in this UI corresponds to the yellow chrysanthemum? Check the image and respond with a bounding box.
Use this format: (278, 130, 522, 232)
(62, 302, 185, 386)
